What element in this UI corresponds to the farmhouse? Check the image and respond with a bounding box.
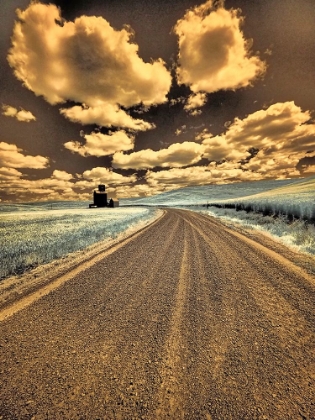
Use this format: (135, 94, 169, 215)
(89, 184, 119, 208)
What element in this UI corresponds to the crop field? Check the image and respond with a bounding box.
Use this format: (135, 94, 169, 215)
(211, 176, 315, 221)
(0, 206, 157, 279)
(1, 176, 314, 280)
(198, 177, 315, 254)
(124, 175, 315, 255)
(121, 178, 295, 207)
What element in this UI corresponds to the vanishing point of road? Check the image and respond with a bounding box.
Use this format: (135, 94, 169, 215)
(0, 209, 314, 419)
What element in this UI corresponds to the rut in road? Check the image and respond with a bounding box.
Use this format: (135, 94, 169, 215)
(0, 209, 314, 419)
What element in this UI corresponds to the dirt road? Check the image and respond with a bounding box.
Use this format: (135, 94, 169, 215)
(0, 209, 314, 419)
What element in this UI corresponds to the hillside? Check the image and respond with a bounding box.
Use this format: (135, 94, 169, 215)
(121, 178, 302, 207)
(215, 176, 315, 221)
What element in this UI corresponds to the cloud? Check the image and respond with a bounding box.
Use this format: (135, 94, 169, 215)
(113, 181, 185, 198)
(200, 101, 315, 169)
(0, 167, 23, 180)
(170, 97, 186, 106)
(156, 100, 315, 186)
(0, 142, 49, 169)
(0, 168, 79, 202)
(60, 103, 154, 131)
(242, 150, 303, 179)
(184, 93, 207, 112)
(0, 164, 137, 202)
(301, 163, 315, 174)
(112, 142, 204, 169)
(65, 130, 135, 157)
(2, 105, 36, 122)
(113, 183, 162, 198)
(8, 3, 171, 128)
(113, 101, 314, 175)
(174, 0, 266, 94)
(208, 161, 264, 182)
(52, 170, 73, 181)
(129, 101, 314, 186)
(195, 128, 212, 141)
(82, 167, 137, 185)
(201, 134, 248, 162)
(175, 125, 187, 136)
(146, 166, 213, 188)
(190, 109, 202, 116)
(223, 102, 312, 149)
(145, 163, 264, 191)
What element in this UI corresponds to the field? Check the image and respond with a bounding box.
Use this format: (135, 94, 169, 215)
(1, 176, 315, 280)
(208, 176, 315, 221)
(0, 205, 158, 279)
(199, 177, 315, 255)
(124, 175, 315, 255)
(121, 178, 295, 207)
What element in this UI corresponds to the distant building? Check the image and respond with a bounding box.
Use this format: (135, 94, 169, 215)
(89, 185, 119, 208)
(109, 198, 119, 207)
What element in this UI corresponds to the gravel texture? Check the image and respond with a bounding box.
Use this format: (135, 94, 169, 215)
(0, 209, 314, 419)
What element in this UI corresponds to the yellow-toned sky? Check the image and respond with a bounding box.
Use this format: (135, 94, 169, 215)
(0, 0, 315, 202)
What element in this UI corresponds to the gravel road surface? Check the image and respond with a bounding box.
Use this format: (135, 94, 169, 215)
(0, 209, 314, 419)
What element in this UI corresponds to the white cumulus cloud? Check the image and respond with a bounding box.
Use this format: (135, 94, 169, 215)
(199, 101, 315, 178)
(2, 105, 36, 122)
(145, 164, 262, 191)
(8, 3, 171, 128)
(174, 0, 266, 95)
(0, 142, 49, 169)
(64, 131, 135, 157)
(0, 170, 81, 202)
(184, 93, 207, 112)
(112, 142, 204, 169)
(52, 170, 73, 181)
(140, 101, 315, 189)
(60, 103, 154, 131)
(113, 183, 164, 198)
(0, 167, 23, 180)
(146, 166, 214, 188)
(82, 167, 137, 185)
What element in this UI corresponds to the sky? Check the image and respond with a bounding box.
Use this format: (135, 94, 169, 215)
(0, 0, 315, 203)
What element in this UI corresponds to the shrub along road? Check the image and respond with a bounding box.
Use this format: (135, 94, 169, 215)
(0, 209, 314, 419)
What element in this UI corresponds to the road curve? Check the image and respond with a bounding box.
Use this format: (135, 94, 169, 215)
(0, 209, 314, 419)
